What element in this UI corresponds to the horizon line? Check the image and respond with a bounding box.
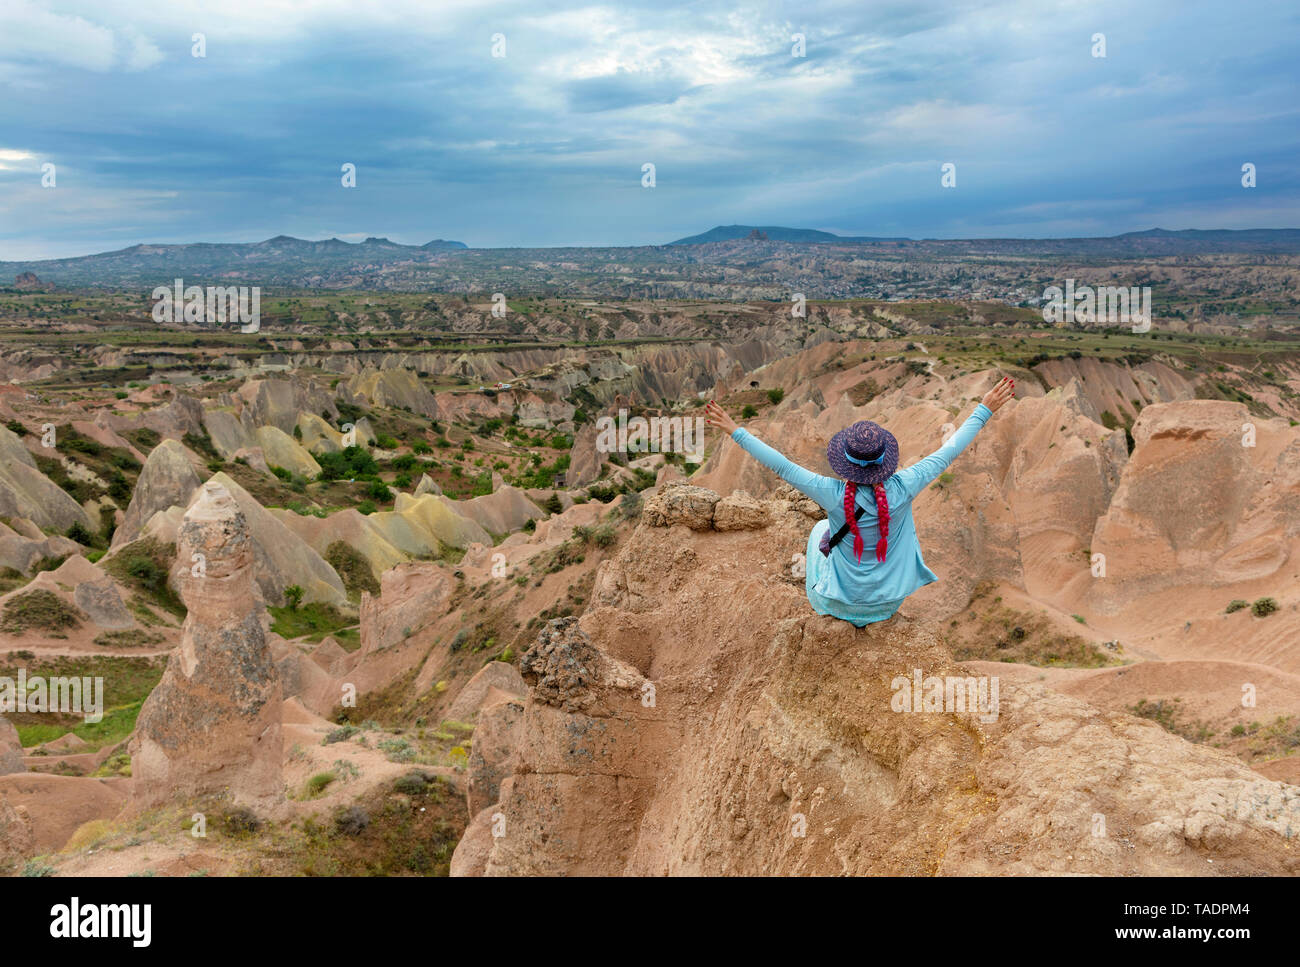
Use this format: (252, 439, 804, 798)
(6, 224, 1300, 264)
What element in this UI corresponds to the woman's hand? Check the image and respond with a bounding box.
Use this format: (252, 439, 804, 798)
(705, 400, 739, 435)
(981, 376, 1016, 414)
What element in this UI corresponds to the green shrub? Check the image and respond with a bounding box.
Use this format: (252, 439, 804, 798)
(316, 445, 379, 481)
(1252, 597, 1279, 618)
(126, 555, 165, 588)
(334, 805, 369, 836)
(393, 770, 438, 796)
(305, 771, 336, 798)
(219, 807, 262, 836)
(378, 737, 415, 762)
(324, 725, 360, 745)
(326, 540, 380, 597)
(1225, 599, 1249, 614)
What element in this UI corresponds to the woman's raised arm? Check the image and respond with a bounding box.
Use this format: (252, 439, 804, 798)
(705, 400, 841, 508)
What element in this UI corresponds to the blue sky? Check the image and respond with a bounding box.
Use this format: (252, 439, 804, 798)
(1, 0, 1297, 259)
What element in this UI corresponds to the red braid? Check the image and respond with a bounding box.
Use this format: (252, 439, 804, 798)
(873, 482, 890, 563)
(843, 482, 865, 562)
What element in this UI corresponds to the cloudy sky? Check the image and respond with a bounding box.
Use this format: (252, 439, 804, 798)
(0, 0, 1296, 259)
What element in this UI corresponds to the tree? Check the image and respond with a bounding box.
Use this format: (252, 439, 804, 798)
(284, 585, 304, 611)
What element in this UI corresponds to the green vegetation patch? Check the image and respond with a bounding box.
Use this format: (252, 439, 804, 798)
(326, 540, 380, 598)
(1, 654, 165, 750)
(104, 538, 185, 618)
(0, 590, 82, 636)
(943, 583, 1121, 668)
(268, 600, 356, 643)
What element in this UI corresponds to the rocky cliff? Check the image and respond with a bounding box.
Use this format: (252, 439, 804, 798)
(454, 483, 1300, 875)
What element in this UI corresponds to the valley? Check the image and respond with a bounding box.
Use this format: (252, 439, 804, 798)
(1, 275, 1299, 876)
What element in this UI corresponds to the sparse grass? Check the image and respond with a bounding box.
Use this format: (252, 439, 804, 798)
(1216, 715, 1300, 761)
(1129, 697, 1216, 744)
(244, 773, 462, 876)
(303, 771, 336, 798)
(62, 819, 115, 852)
(2, 654, 165, 750)
(0, 589, 82, 635)
(267, 601, 355, 642)
(323, 724, 361, 745)
(21, 859, 56, 877)
(326, 540, 380, 599)
(91, 752, 132, 778)
(0, 566, 27, 594)
(944, 584, 1119, 668)
(93, 629, 166, 648)
(104, 538, 185, 618)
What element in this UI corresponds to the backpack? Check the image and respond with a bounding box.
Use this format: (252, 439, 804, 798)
(818, 503, 866, 557)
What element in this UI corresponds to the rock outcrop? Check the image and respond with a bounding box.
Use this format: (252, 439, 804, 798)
(453, 490, 1300, 876)
(0, 520, 80, 575)
(358, 562, 455, 654)
(131, 482, 283, 807)
(193, 473, 346, 607)
(446, 660, 527, 722)
(272, 491, 491, 584)
(0, 717, 24, 775)
(464, 694, 524, 816)
(0, 425, 93, 531)
(441, 485, 543, 537)
(113, 438, 202, 548)
(254, 426, 321, 478)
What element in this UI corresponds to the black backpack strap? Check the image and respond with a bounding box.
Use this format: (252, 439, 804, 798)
(824, 502, 866, 553)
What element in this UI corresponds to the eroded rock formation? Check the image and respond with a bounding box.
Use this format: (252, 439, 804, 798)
(131, 482, 283, 807)
(454, 488, 1300, 876)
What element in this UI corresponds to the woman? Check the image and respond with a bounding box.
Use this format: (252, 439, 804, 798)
(704, 376, 1015, 627)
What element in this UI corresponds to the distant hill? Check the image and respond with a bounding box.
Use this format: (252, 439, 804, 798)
(668, 225, 908, 245)
(0, 235, 468, 288)
(668, 224, 1300, 252)
(2, 227, 1298, 295)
